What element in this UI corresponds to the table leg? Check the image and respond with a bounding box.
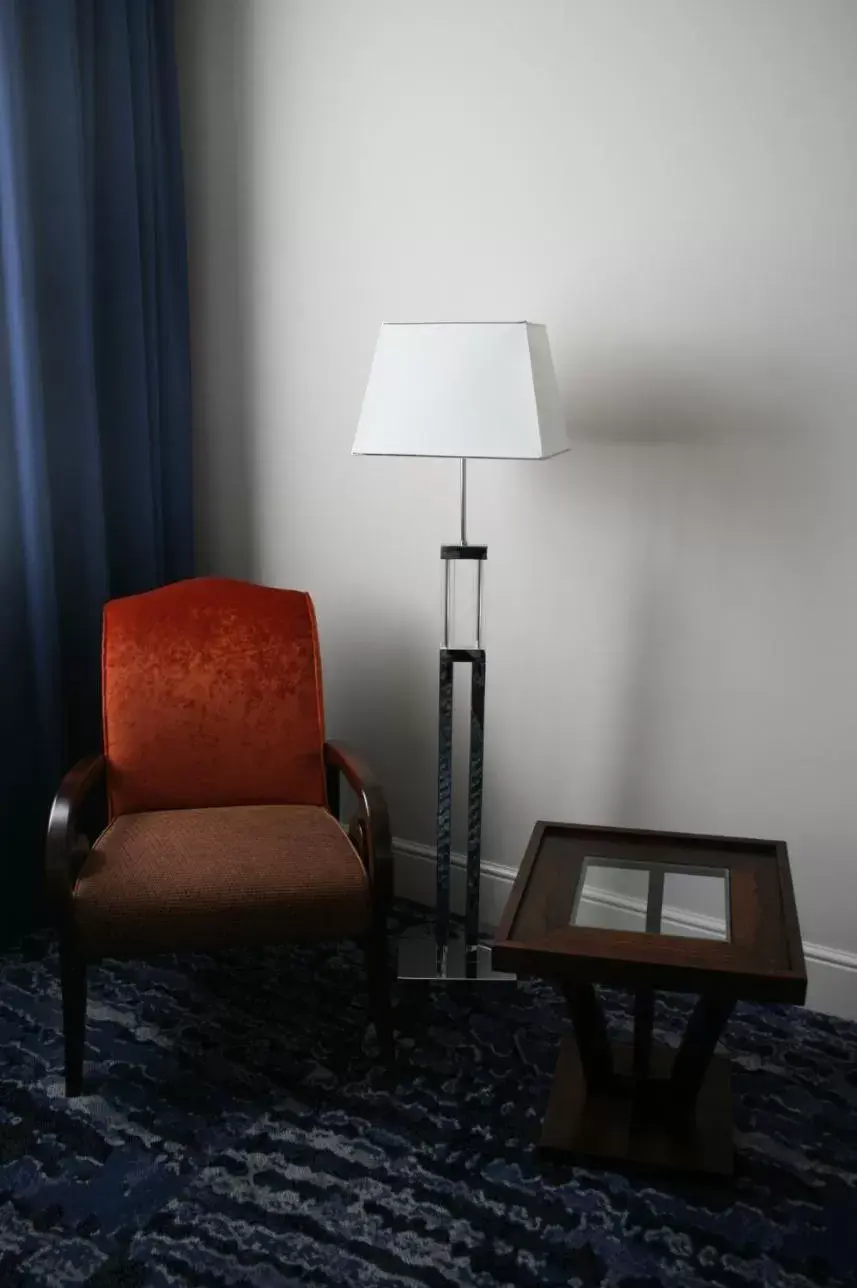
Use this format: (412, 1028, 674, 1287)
(671, 994, 735, 1108)
(633, 988, 655, 1082)
(563, 983, 613, 1092)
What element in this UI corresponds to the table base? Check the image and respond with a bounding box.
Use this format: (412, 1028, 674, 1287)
(540, 1036, 734, 1177)
(398, 926, 516, 982)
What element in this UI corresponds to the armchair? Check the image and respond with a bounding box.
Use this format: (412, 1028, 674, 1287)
(45, 577, 392, 1095)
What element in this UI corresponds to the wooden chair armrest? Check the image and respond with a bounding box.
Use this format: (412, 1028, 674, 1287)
(324, 741, 392, 909)
(45, 754, 106, 906)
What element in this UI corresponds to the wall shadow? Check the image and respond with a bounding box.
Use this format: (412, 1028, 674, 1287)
(551, 357, 825, 836)
(565, 353, 818, 447)
(176, 0, 257, 578)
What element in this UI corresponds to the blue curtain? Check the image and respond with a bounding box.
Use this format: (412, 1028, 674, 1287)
(0, 0, 193, 941)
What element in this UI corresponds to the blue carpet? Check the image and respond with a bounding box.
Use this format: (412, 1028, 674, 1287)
(0, 913, 855, 1287)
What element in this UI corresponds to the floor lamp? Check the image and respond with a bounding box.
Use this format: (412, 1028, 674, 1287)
(353, 322, 569, 980)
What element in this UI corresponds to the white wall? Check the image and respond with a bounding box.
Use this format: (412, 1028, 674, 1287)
(176, 0, 857, 1016)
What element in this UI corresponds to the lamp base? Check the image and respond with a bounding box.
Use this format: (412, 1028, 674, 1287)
(397, 924, 515, 983)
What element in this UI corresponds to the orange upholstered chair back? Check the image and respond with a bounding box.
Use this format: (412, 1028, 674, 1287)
(102, 578, 327, 817)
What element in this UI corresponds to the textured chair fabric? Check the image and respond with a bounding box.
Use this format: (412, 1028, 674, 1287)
(73, 805, 370, 958)
(102, 578, 326, 817)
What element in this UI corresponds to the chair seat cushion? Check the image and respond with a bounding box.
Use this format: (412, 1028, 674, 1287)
(73, 805, 371, 958)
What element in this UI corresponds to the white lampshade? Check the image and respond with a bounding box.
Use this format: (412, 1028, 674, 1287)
(353, 321, 568, 459)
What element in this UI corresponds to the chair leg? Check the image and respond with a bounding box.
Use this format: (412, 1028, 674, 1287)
(60, 941, 86, 1096)
(365, 911, 393, 1063)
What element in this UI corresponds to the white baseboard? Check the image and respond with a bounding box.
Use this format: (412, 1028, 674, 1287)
(394, 838, 857, 1022)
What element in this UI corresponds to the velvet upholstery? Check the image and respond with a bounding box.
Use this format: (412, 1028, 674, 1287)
(103, 578, 326, 817)
(73, 805, 371, 958)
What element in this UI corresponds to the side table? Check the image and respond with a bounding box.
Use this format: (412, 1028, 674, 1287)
(492, 821, 807, 1176)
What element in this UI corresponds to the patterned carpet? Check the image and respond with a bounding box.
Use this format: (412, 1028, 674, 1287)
(1, 910, 856, 1288)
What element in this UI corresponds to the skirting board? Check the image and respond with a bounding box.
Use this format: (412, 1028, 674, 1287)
(394, 838, 857, 1022)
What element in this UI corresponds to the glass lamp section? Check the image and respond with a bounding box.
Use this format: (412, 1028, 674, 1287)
(441, 545, 486, 650)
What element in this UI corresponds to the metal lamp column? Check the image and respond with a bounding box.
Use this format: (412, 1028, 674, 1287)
(431, 457, 512, 982)
(397, 458, 514, 982)
(435, 537, 486, 976)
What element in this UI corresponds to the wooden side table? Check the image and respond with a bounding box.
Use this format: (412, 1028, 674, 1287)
(492, 822, 807, 1176)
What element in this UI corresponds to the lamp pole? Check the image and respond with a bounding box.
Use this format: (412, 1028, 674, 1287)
(460, 456, 467, 545)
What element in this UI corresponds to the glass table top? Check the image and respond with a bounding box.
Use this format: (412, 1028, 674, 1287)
(570, 856, 731, 941)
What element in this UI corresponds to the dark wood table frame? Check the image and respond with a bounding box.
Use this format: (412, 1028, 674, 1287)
(493, 822, 807, 1176)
